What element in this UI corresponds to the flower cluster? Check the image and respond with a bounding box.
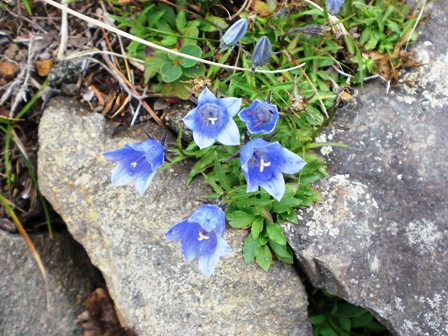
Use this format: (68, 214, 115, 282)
(102, 82, 307, 276)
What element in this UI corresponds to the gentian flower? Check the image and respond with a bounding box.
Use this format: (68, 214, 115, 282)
(252, 36, 272, 68)
(183, 88, 242, 149)
(326, 0, 345, 15)
(102, 139, 164, 195)
(239, 99, 279, 134)
(220, 18, 248, 48)
(240, 138, 306, 201)
(165, 205, 231, 277)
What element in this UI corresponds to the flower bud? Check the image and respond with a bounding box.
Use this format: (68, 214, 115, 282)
(220, 18, 248, 48)
(326, 0, 345, 15)
(252, 36, 272, 68)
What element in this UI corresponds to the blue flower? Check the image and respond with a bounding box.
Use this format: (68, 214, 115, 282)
(165, 205, 231, 277)
(221, 18, 248, 48)
(252, 36, 272, 68)
(102, 139, 164, 195)
(240, 138, 306, 201)
(183, 88, 242, 149)
(326, 0, 345, 15)
(239, 99, 279, 134)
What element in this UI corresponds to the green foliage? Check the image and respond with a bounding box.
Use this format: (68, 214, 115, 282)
(307, 287, 391, 336)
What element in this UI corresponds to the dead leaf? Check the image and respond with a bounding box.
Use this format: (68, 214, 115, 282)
(102, 92, 117, 115)
(31, 30, 57, 58)
(35, 60, 53, 77)
(251, 0, 272, 16)
(75, 288, 137, 336)
(0, 61, 18, 80)
(71, 36, 88, 48)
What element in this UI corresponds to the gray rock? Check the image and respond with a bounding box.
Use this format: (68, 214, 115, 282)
(48, 61, 80, 89)
(61, 83, 79, 96)
(285, 3, 448, 335)
(0, 229, 104, 336)
(161, 100, 194, 143)
(38, 96, 312, 335)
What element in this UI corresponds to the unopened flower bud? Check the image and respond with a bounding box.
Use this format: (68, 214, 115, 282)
(326, 0, 345, 15)
(252, 36, 272, 68)
(220, 18, 248, 48)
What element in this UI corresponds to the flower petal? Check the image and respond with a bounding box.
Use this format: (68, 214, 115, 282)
(189, 205, 225, 232)
(198, 235, 230, 277)
(183, 107, 198, 130)
(220, 97, 242, 117)
(197, 87, 217, 105)
(242, 167, 259, 193)
(134, 170, 156, 195)
(215, 119, 240, 146)
(240, 138, 272, 167)
(259, 171, 285, 201)
(110, 153, 149, 186)
(102, 144, 136, 162)
(279, 148, 307, 174)
(130, 140, 165, 167)
(180, 222, 203, 262)
(197, 233, 218, 277)
(193, 129, 216, 149)
(165, 219, 190, 241)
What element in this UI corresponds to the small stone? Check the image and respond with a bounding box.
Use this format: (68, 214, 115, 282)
(35, 60, 53, 77)
(0, 61, 18, 80)
(60, 83, 79, 96)
(161, 101, 194, 143)
(48, 60, 80, 89)
(4, 44, 26, 62)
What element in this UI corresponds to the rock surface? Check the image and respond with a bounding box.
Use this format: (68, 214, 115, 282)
(38, 97, 312, 335)
(0, 229, 104, 336)
(285, 3, 448, 335)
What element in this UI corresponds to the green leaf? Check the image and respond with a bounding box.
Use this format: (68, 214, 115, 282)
(266, 224, 286, 245)
(175, 10, 186, 32)
(338, 316, 351, 332)
(344, 35, 355, 55)
(161, 62, 183, 82)
(187, 147, 215, 184)
(201, 172, 223, 195)
(145, 51, 171, 80)
(161, 35, 178, 47)
(309, 315, 326, 325)
(251, 217, 264, 240)
(364, 321, 387, 332)
(271, 197, 302, 213)
(338, 303, 367, 317)
(320, 323, 338, 336)
(227, 210, 258, 228)
(182, 63, 206, 78)
(243, 234, 261, 263)
(351, 312, 373, 327)
(182, 26, 199, 45)
(179, 44, 202, 68)
(256, 245, 272, 271)
(202, 14, 228, 32)
(148, 10, 166, 28)
(214, 152, 230, 191)
(161, 80, 191, 100)
(269, 240, 293, 264)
